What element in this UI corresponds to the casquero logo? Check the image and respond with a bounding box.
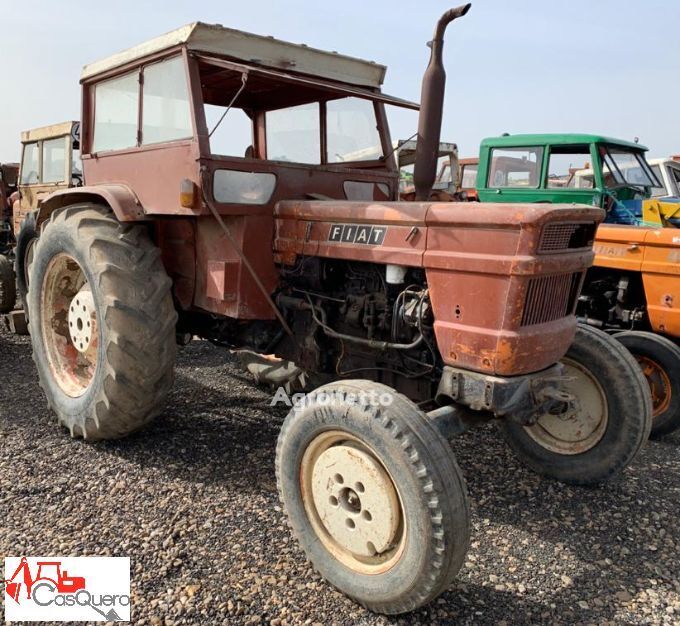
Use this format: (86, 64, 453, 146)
(4, 556, 130, 622)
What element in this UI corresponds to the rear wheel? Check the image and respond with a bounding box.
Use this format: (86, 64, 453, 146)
(502, 325, 652, 485)
(27, 204, 177, 440)
(616, 331, 680, 438)
(276, 380, 470, 614)
(0, 254, 16, 313)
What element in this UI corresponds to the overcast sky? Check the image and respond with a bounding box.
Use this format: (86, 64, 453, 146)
(1, 0, 677, 162)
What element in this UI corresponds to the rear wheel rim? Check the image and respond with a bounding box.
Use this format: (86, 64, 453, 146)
(636, 355, 671, 417)
(300, 430, 406, 575)
(524, 357, 608, 455)
(40, 253, 98, 397)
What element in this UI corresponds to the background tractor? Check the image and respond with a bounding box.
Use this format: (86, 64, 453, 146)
(394, 138, 460, 198)
(23, 5, 652, 614)
(472, 133, 680, 438)
(0, 162, 19, 314)
(13, 121, 81, 312)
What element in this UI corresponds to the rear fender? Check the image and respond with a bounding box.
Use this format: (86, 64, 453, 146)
(36, 184, 145, 227)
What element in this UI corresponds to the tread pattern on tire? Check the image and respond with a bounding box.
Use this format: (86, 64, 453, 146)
(15, 210, 37, 311)
(502, 324, 652, 485)
(275, 380, 470, 614)
(616, 330, 680, 438)
(28, 204, 177, 440)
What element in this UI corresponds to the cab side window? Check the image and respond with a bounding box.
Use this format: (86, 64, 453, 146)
(93, 71, 139, 152)
(547, 146, 592, 188)
(142, 57, 192, 145)
(21, 142, 40, 184)
(92, 55, 192, 153)
(488, 147, 542, 188)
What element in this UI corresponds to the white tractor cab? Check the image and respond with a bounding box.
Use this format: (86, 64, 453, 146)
(646, 157, 680, 199)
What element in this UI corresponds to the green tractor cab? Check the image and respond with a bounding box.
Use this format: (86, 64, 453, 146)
(475, 133, 676, 226)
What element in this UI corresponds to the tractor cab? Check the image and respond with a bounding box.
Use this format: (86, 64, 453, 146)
(475, 134, 672, 226)
(393, 139, 459, 198)
(14, 121, 81, 236)
(641, 156, 680, 200)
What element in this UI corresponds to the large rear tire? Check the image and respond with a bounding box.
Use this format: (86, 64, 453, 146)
(616, 331, 680, 438)
(276, 380, 470, 614)
(0, 254, 16, 313)
(502, 325, 652, 485)
(27, 204, 177, 440)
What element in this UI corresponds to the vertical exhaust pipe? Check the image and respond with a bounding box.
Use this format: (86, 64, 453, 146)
(413, 4, 471, 201)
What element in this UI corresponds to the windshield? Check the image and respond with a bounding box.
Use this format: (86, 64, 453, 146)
(265, 97, 383, 164)
(601, 147, 661, 190)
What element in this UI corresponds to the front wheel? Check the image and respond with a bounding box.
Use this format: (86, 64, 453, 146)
(502, 325, 652, 485)
(616, 331, 680, 438)
(276, 380, 470, 614)
(27, 204, 177, 439)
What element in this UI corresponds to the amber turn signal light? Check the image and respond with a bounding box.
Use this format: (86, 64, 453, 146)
(180, 179, 197, 208)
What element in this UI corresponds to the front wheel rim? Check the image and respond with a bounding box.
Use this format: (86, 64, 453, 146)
(524, 357, 608, 455)
(40, 253, 99, 397)
(300, 430, 406, 575)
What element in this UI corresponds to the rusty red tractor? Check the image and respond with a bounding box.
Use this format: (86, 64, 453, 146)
(23, 5, 651, 614)
(0, 162, 19, 313)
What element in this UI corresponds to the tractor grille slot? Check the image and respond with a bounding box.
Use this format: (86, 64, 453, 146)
(521, 272, 583, 326)
(539, 222, 596, 253)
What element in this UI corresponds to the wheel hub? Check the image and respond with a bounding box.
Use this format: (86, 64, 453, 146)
(637, 356, 671, 417)
(525, 358, 608, 455)
(68, 288, 96, 353)
(310, 443, 400, 557)
(41, 253, 98, 397)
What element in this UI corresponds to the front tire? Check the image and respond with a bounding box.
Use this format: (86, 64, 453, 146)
(0, 254, 16, 313)
(502, 325, 652, 485)
(276, 380, 470, 614)
(27, 204, 177, 440)
(616, 331, 680, 438)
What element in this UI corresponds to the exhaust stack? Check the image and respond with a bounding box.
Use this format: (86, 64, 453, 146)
(413, 4, 471, 201)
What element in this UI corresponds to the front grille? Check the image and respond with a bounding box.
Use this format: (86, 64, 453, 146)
(521, 272, 583, 326)
(539, 222, 596, 253)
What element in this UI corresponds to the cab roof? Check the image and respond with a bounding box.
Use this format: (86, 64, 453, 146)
(21, 121, 79, 143)
(81, 22, 386, 88)
(480, 133, 647, 152)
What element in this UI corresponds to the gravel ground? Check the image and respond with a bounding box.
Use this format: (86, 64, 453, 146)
(1, 322, 679, 626)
